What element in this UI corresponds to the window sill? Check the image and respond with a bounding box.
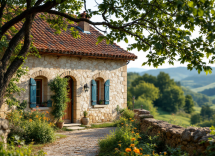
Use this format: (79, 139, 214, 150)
(93, 105, 106, 108)
(32, 107, 50, 110)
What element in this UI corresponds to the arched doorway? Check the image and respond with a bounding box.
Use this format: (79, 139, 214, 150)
(63, 76, 74, 123)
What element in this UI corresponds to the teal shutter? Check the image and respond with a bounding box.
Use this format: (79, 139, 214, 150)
(104, 80, 110, 105)
(91, 80, 97, 105)
(29, 78, 36, 108)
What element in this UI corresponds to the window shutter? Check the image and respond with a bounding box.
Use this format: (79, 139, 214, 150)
(91, 80, 97, 105)
(29, 78, 36, 108)
(47, 100, 52, 107)
(104, 79, 110, 105)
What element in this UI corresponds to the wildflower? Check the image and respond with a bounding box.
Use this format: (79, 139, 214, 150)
(121, 123, 124, 125)
(118, 144, 121, 147)
(29, 119, 32, 122)
(129, 118, 132, 119)
(134, 127, 137, 129)
(130, 144, 135, 147)
(164, 152, 167, 155)
(133, 148, 140, 154)
(43, 117, 46, 120)
(36, 115, 39, 118)
(153, 151, 154, 155)
(131, 138, 136, 141)
(138, 136, 141, 138)
(140, 148, 143, 150)
(46, 111, 49, 114)
(36, 106, 39, 108)
(19, 116, 22, 118)
(125, 148, 131, 152)
(18, 145, 21, 148)
(131, 120, 134, 122)
(115, 148, 119, 150)
(136, 133, 139, 135)
(126, 124, 128, 126)
(33, 109, 36, 111)
(131, 131, 134, 133)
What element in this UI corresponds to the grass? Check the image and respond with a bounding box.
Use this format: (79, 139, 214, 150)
(154, 108, 191, 127)
(194, 106, 201, 113)
(90, 122, 117, 128)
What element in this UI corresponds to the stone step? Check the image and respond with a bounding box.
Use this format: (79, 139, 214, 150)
(66, 126, 85, 130)
(63, 123, 81, 127)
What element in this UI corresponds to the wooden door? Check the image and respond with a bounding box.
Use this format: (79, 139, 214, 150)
(62, 77, 73, 123)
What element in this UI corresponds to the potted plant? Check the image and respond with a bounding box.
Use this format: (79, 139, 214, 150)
(99, 100, 103, 105)
(56, 119, 64, 129)
(49, 76, 70, 129)
(82, 111, 89, 125)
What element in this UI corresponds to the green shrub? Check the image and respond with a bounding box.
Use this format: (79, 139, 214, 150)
(49, 76, 70, 121)
(25, 121, 55, 144)
(190, 113, 201, 125)
(7, 110, 55, 144)
(17, 100, 27, 111)
(0, 142, 46, 156)
(134, 97, 158, 117)
(121, 109, 135, 119)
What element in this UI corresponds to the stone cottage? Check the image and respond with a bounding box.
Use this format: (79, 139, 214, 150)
(4, 14, 137, 124)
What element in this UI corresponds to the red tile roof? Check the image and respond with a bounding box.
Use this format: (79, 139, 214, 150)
(28, 16, 137, 60)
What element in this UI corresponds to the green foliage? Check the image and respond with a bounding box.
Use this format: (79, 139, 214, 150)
(159, 85, 185, 113)
(200, 105, 215, 120)
(120, 109, 135, 120)
(25, 120, 55, 144)
(83, 111, 88, 117)
(184, 95, 194, 114)
(90, 122, 117, 128)
(127, 73, 140, 88)
(190, 113, 202, 125)
(131, 81, 159, 101)
(205, 126, 215, 156)
(0, 142, 46, 156)
(5, 66, 28, 108)
(49, 76, 70, 121)
(7, 110, 55, 144)
(17, 100, 27, 111)
(134, 97, 158, 117)
(182, 86, 213, 106)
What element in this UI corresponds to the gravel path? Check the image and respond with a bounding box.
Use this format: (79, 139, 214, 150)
(43, 127, 116, 156)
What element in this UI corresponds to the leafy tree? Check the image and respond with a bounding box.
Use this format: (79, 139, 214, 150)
(155, 72, 176, 93)
(127, 73, 140, 88)
(200, 105, 215, 120)
(134, 97, 158, 117)
(131, 81, 159, 101)
(1, 0, 215, 108)
(190, 113, 201, 125)
(131, 73, 157, 87)
(159, 85, 185, 113)
(184, 95, 194, 114)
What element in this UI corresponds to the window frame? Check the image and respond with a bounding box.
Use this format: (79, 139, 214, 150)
(35, 79, 42, 106)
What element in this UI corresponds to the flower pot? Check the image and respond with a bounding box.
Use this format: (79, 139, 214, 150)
(56, 121, 64, 129)
(82, 117, 89, 125)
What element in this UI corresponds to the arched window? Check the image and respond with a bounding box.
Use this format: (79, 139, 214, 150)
(91, 77, 110, 105)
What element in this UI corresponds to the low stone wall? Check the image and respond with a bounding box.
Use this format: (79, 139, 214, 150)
(0, 118, 10, 144)
(134, 109, 215, 156)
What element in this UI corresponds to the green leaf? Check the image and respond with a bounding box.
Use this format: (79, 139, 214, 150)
(124, 38, 128, 43)
(211, 10, 215, 15)
(188, 1, 194, 8)
(198, 9, 204, 16)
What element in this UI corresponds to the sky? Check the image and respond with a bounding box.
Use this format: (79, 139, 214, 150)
(83, 0, 215, 70)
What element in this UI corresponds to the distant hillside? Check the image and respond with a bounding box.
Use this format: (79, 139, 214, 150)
(127, 68, 148, 73)
(139, 67, 205, 81)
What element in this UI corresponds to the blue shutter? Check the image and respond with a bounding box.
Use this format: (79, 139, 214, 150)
(91, 80, 97, 105)
(29, 78, 36, 108)
(104, 80, 110, 105)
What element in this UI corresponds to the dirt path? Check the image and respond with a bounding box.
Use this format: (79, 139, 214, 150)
(43, 127, 116, 156)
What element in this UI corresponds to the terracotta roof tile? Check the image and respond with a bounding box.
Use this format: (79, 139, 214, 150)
(11, 15, 137, 60)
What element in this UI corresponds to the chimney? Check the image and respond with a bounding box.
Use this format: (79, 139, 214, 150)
(78, 11, 91, 32)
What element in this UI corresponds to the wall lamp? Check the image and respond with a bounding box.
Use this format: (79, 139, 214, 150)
(84, 83, 89, 92)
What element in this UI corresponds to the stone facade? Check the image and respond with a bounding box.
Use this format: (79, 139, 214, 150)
(9, 55, 127, 124)
(0, 118, 10, 144)
(134, 109, 215, 156)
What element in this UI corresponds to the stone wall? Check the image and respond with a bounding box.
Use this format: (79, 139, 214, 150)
(0, 118, 10, 144)
(134, 109, 215, 156)
(4, 55, 127, 124)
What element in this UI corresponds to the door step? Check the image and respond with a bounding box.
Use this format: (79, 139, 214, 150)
(63, 123, 85, 131)
(63, 123, 81, 127)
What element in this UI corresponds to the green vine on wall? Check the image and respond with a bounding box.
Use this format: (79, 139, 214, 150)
(49, 76, 70, 121)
